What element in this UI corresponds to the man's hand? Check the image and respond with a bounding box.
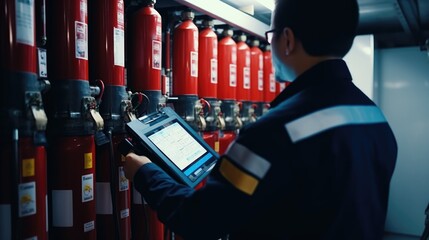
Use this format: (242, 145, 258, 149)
(123, 152, 152, 181)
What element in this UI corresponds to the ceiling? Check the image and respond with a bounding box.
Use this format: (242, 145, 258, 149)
(151, 0, 429, 50)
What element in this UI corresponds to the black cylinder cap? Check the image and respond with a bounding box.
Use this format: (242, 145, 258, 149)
(181, 9, 195, 21)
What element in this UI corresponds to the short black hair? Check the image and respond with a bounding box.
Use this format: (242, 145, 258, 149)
(274, 0, 359, 57)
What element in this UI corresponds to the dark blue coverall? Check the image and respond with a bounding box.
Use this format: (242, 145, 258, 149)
(133, 59, 398, 240)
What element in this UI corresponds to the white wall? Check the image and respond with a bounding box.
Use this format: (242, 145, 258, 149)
(375, 46, 429, 236)
(344, 34, 375, 99)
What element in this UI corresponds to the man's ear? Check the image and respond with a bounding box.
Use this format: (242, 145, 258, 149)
(283, 27, 295, 56)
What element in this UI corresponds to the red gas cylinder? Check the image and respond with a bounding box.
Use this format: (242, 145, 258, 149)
(219, 131, 236, 155)
(90, 0, 125, 87)
(89, 0, 131, 238)
(236, 34, 251, 102)
(1, 0, 37, 74)
(46, 0, 98, 238)
(203, 131, 220, 153)
(263, 45, 276, 103)
(128, 0, 162, 91)
(48, 0, 88, 82)
(0, 0, 48, 239)
(95, 134, 131, 240)
(250, 39, 264, 103)
(49, 136, 97, 239)
(217, 29, 237, 100)
(131, 186, 165, 240)
(0, 137, 48, 240)
(173, 9, 199, 96)
(198, 19, 218, 99)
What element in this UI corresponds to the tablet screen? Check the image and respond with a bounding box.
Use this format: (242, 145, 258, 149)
(147, 121, 207, 170)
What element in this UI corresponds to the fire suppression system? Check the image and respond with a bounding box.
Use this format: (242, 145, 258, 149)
(127, 1, 166, 239)
(235, 32, 256, 127)
(249, 38, 264, 119)
(171, 9, 205, 132)
(262, 44, 276, 114)
(89, 0, 135, 239)
(45, 0, 104, 238)
(128, 0, 165, 116)
(217, 28, 241, 155)
(198, 18, 224, 154)
(0, 0, 49, 239)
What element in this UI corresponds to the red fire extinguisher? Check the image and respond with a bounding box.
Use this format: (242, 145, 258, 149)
(198, 18, 223, 154)
(173, 9, 199, 97)
(249, 39, 264, 118)
(127, 1, 165, 240)
(198, 18, 218, 100)
(217, 28, 239, 155)
(235, 33, 253, 126)
(89, 0, 131, 239)
(0, 0, 49, 239)
(263, 45, 276, 107)
(128, 0, 164, 115)
(170, 9, 205, 134)
(217, 29, 237, 101)
(236, 33, 251, 103)
(0, 137, 48, 240)
(46, 0, 104, 239)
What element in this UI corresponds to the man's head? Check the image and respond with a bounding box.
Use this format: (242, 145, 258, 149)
(270, 0, 359, 81)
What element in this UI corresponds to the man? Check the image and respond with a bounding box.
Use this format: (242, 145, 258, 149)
(124, 0, 398, 239)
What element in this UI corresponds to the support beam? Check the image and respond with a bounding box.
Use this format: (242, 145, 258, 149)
(173, 0, 270, 39)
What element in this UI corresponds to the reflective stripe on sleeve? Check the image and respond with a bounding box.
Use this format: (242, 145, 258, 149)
(225, 142, 271, 179)
(285, 105, 387, 143)
(219, 158, 259, 195)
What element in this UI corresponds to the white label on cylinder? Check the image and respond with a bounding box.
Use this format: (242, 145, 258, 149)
(243, 67, 250, 89)
(83, 220, 95, 232)
(15, 0, 35, 46)
(117, 0, 124, 28)
(19, 181, 36, 217)
(270, 73, 276, 92)
(259, 55, 263, 69)
(245, 52, 250, 66)
(193, 31, 199, 50)
(120, 208, 129, 219)
(118, 166, 129, 191)
(210, 59, 218, 84)
(114, 28, 125, 67)
(152, 40, 162, 70)
(229, 64, 237, 87)
(232, 47, 237, 63)
(75, 21, 88, 60)
(164, 76, 170, 96)
(156, 24, 162, 37)
(82, 174, 94, 202)
(52, 190, 73, 227)
(80, 0, 87, 18)
(258, 70, 264, 91)
(38, 48, 47, 78)
(191, 51, 198, 77)
(279, 82, 286, 92)
(96, 182, 112, 214)
(213, 41, 218, 58)
(0, 204, 11, 240)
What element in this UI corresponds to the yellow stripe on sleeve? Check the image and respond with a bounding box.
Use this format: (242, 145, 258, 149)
(219, 158, 259, 195)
